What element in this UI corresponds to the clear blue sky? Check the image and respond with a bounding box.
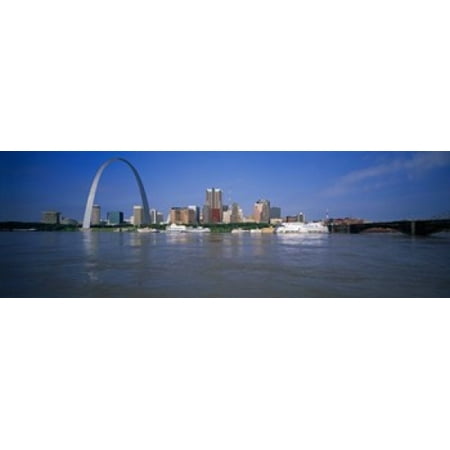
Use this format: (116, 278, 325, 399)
(1, 151, 449, 222)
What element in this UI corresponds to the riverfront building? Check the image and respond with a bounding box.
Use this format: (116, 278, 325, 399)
(188, 205, 200, 224)
(107, 211, 124, 225)
(41, 211, 61, 224)
(230, 203, 243, 223)
(203, 188, 223, 224)
(270, 207, 281, 220)
(253, 199, 271, 223)
(222, 208, 232, 224)
(149, 209, 165, 224)
(91, 205, 101, 225)
(170, 207, 197, 225)
(133, 205, 144, 226)
(61, 217, 78, 226)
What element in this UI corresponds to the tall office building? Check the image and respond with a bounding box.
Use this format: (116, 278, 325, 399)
(107, 211, 124, 225)
(133, 205, 144, 226)
(230, 202, 242, 223)
(253, 199, 271, 223)
(150, 208, 165, 224)
(41, 211, 61, 224)
(203, 188, 223, 223)
(91, 204, 101, 225)
(150, 208, 157, 224)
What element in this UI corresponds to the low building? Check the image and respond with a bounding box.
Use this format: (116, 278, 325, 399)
(270, 218, 283, 225)
(41, 211, 61, 224)
(222, 209, 232, 224)
(285, 213, 305, 223)
(170, 207, 197, 225)
(61, 217, 78, 226)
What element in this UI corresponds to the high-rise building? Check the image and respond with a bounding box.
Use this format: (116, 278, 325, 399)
(107, 211, 124, 225)
(133, 205, 144, 226)
(150, 208, 157, 224)
(91, 204, 101, 225)
(270, 207, 281, 220)
(188, 205, 200, 224)
(41, 211, 61, 224)
(150, 208, 165, 224)
(230, 203, 242, 223)
(170, 207, 196, 225)
(253, 199, 271, 223)
(203, 188, 223, 224)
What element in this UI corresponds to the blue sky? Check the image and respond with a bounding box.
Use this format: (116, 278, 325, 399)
(1, 151, 449, 222)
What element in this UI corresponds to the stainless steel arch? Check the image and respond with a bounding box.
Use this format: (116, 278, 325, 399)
(82, 158, 150, 229)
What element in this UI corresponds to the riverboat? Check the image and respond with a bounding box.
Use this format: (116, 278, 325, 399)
(276, 222, 329, 234)
(165, 224, 211, 233)
(137, 227, 159, 233)
(186, 227, 211, 233)
(165, 224, 188, 233)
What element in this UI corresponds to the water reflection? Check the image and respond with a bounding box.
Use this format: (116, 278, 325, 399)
(129, 231, 158, 247)
(275, 233, 329, 244)
(81, 230, 100, 256)
(81, 231, 101, 282)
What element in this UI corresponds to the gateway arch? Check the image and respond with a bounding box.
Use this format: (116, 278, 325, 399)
(82, 158, 150, 229)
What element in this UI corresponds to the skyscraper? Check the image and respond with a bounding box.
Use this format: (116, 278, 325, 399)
(253, 199, 271, 223)
(230, 202, 242, 223)
(203, 188, 223, 223)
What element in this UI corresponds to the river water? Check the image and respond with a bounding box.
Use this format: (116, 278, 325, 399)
(1, 231, 449, 297)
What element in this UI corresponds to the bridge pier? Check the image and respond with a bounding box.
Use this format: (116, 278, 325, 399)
(410, 221, 416, 236)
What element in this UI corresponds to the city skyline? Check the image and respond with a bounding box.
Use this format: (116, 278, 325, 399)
(1, 151, 450, 223)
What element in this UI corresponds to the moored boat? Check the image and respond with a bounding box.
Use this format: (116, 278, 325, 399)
(276, 222, 329, 234)
(137, 227, 159, 233)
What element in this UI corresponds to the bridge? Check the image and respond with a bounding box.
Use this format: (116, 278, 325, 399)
(328, 219, 450, 236)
